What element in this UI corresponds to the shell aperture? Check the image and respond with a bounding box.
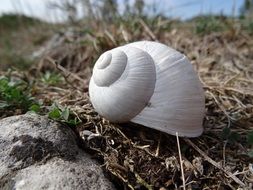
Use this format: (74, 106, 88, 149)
(89, 41, 205, 137)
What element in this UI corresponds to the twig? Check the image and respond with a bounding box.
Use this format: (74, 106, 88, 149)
(45, 57, 85, 83)
(223, 141, 228, 166)
(120, 26, 129, 43)
(207, 91, 233, 124)
(176, 132, 186, 190)
(104, 30, 117, 46)
(204, 85, 253, 97)
(107, 168, 135, 190)
(184, 138, 245, 187)
(132, 143, 157, 157)
(45, 56, 86, 91)
(135, 172, 153, 190)
(223, 74, 239, 85)
(207, 91, 231, 167)
(155, 132, 161, 157)
(138, 19, 157, 41)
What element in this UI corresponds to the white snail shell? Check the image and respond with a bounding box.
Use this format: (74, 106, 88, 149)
(89, 41, 205, 137)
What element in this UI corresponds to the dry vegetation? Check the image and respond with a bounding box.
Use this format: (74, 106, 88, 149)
(0, 10, 253, 190)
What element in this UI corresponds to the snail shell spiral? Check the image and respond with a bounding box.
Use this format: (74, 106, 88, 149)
(89, 41, 205, 137)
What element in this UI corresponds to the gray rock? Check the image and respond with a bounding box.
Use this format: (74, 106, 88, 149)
(0, 113, 115, 190)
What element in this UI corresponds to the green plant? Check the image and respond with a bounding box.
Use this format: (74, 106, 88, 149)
(48, 103, 81, 126)
(194, 15, 225, 35)
(41, 71, 63, 86)
(0, 76, 39, 113)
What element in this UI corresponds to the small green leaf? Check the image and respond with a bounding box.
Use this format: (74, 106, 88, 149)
(0, 78, 8, 89)
(66, 117, 81, 126)
(10, 88, 20, 98)
(0, 76, 36, 112)
(48, 108, 61, 119)
(61, 107, 70, 121)
(29, 104, 40, 113)
(47, 103, 81, 127)
(41, 71, 63, 85)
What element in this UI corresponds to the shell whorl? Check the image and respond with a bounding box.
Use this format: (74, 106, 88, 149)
(89, 46, 156, 122)
(93, 50, 127, 86)
(89, 41, 205, 137)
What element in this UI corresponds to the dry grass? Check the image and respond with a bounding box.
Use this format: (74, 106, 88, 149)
(1, 17, 253, 189)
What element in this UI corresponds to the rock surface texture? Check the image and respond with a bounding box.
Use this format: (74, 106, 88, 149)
(0, 113, 115, 190)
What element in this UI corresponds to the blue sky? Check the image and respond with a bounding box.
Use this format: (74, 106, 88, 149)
(152, 0, 244, 19)
(0, 0, 245, 22)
